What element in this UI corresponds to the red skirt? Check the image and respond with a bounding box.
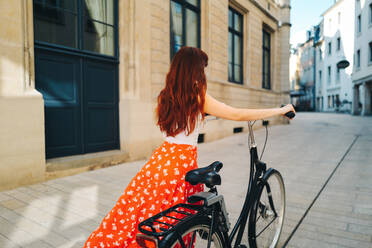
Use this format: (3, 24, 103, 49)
(84, 141, 203, 248)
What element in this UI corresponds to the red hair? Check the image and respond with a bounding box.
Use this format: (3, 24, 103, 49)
(157, 47, 208, 137)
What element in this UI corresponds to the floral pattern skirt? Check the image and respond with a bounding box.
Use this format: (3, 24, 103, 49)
(84, 141, 203, 248)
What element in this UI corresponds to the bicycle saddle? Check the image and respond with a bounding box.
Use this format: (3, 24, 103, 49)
(185, 161, 223, 188)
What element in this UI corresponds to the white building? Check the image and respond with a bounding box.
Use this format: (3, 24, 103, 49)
(316, 0, 355, 113)
(352, 0, 372, 115)
(289, 33, 315, 111)
(314, 21, 325, 111)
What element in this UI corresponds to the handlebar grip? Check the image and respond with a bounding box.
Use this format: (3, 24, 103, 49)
(281, 104, 296, 119)
(285, 111, 295, 119)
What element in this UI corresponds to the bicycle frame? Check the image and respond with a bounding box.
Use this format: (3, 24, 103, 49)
(210, 121, 271, 248)
(137, 121, 280, 248)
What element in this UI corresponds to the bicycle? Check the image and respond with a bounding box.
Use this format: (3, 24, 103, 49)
(136, 108, 295, 248)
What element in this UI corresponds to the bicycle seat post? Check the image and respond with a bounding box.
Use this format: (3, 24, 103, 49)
(248, 121, 256, 148)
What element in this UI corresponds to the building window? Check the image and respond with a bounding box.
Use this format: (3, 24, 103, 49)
(327, 66, 331, 84)
(328, 42, 332, 55)
(369, 42, 372, 63)
(319, 48, 322, 61)
(370, 3, 372, 24)
(262, 29, 271, 89)
(357, 49, 361, 68)
(319, 70, 322, 88)
(357, 14, 361, 33)
(228, 7, 243, 84)
(337, 37, 341, 51)
(336, 66, 340, 82)
(170, 0, 200, 58)
(328, 95, 331, 108)
(34, 0, 118, 57)
(332, 95, 335, 108)
(335, 94, 340, 108)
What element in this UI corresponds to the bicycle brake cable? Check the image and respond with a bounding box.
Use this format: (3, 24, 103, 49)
(260, 124, 268, 160)
(250, 120, 268, 160)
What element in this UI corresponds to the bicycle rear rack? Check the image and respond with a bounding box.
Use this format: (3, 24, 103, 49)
(137, 203, 203, 240)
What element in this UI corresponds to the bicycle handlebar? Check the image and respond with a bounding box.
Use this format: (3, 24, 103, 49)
(281, 104, 296, 119)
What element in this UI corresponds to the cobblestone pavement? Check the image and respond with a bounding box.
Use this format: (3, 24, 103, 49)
(0, 113, 371, 248)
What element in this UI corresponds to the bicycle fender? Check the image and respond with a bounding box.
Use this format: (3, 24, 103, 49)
(257, 168, 278, 187)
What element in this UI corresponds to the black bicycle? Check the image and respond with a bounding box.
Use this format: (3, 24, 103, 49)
(136, 109, 295, 248)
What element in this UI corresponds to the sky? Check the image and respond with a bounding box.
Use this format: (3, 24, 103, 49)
(290, 0, 335, 46)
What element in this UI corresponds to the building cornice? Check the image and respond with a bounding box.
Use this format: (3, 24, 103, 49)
(280, 22, 291, 28)
(321, 0, 344, 17)
(280, 4, 291, 9)
(249, 0, 279, 25)
(352, 74, 372, 85)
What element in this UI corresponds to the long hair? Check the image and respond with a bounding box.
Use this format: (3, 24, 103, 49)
(157, 47, 208, 137)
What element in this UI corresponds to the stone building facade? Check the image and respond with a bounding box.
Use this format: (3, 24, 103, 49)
(0, 0, 291, 191)
(318, 0, 355, 113)
(352, 0, 372, 115)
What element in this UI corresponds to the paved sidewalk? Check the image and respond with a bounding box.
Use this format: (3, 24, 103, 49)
(0, 113, 371, 248)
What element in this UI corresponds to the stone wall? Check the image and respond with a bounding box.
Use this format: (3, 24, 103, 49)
(0, 0, 45, 190)
(0, 0, 290, 190)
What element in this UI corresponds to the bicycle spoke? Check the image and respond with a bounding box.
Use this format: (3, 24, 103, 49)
(188, 231, 197, 248)
(256, 216, 277, 238)
(250, 171, 285, 248)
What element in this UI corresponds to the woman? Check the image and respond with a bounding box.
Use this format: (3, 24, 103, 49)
(83, 47, 295, 248)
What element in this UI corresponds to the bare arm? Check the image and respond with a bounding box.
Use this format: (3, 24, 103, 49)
(204, 93, 295, 121)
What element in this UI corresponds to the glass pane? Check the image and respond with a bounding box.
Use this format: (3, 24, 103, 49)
(264, 52, 270, 68)
(171, 1, 183, 54)
(234, 35, 241, 66)
(229, 9, 233, 28)
(264, 73, 270, 88)
(84, 0, 114, 25)
(186, 0, 198, 6)
(228, 63, 233, 80)
(34, 0, 77, 12)
(186, 9, 198, 47)
(234, 13, 242, 32)
(263, 31, 270, 48)
(263, 50, 270, 86)
(228, 32, 233, 63)
(234, 65, 241, 82)
(34, 8, 77, 48)
(84, 19, 114, 56)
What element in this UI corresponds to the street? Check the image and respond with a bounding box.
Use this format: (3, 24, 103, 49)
(0, 113, 371, 248)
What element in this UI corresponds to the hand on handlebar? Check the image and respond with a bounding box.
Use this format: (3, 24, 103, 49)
(280, 104, 296, 119)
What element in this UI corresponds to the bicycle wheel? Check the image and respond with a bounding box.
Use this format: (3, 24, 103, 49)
(248, 169, 285, 248)
(161, 216, 225, 248)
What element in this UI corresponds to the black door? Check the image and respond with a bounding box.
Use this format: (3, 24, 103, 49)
(84, 59, 119, 154)
(34, 0, 119, 158)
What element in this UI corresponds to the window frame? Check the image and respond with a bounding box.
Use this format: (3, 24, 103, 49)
(169, 0, 201, 59)
(262, 28, 271, 89)
(357, 14, 362, 33)
(228, 7, 244, 84)
(357, 49, 361, 68)
(328, 41, 332, 55)
(327, 65, 331, 84)
(33, 0, 119, 60)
